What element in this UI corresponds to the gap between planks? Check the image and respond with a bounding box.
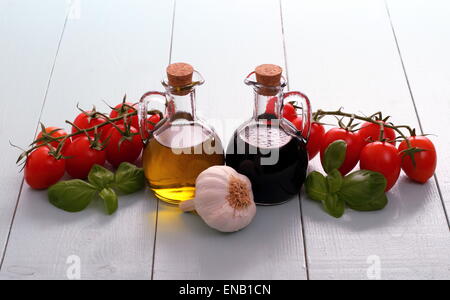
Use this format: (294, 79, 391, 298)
(151, 0, 177, 280)
(279, 0, 310, 280)
(0, 8, 71, 272)
(384, 0, 450, 229)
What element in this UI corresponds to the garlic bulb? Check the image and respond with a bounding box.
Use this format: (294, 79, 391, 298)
(180, 166, 256, 232)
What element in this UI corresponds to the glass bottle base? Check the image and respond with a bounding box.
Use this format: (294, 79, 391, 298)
(255, 198, 292, 206)
(151, 187, 196, 205)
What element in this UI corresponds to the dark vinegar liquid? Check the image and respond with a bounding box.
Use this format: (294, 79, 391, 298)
(226, 124, 308, 205)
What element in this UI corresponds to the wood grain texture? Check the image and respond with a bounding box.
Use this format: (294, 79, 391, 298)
(386, 0, 450, 223)
(0, 0, 174, 279)
(152, 0, 307, 280)
(0, 0, 67, 266)
(282, 0, 450, 279)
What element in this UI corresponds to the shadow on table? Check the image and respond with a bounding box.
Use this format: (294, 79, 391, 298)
(300, 175, 433, 233)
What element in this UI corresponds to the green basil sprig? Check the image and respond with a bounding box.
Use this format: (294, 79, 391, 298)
(322, 140, 346, 174)
(49, 180, 98, 213)
(338, 170, 387, 211)
(48, 163, 145, 215)
(114, 163, 146, 194)
(99, 187, 119, 215)
(88, 165, 115, 189)
(305, 171, 328, 202)
(305, 140, 388, 218)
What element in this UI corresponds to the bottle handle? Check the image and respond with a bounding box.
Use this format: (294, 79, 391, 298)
(138, 91, 167, 139)
(283, 91, 312, 139)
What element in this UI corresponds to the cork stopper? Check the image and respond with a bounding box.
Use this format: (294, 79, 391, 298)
(166, 63, 194, 95)
(255, 64, 282, 88)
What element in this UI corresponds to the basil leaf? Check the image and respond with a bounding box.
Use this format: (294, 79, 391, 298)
(323, 140, 347, 174)
(48, 180, 98, 212)
(99, 188, 118, 215)
(305, 171, 328, 202)
(114, 163, 145, 194)
(88, 164, 114, 190)
(322, 193, 345, 218)
(347, 193, 388, 211)
(326, 169, 343, 193)
(338, 170, 387, 209)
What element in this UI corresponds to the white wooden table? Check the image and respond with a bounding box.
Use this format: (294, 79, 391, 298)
(0, 0, 449, 280)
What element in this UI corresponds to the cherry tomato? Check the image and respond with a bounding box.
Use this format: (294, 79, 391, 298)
(265, 98, 298, 121)
(357, 121, 396, 145)
(99, 123, 114, 142)
(292, 118, 325, 160)
(147, 114, 160, 130)
(141, 114, 161, 140)
(292, 117, 302, 131)
(360, 142, 401, 191)
(71, 111, 111, 141)
(398, 136, 437, 183)
(320, 128, 364, 175)
(65, 136, 106, 179)
(265, 97, 278, 115)
(36, 126, 72, 154)
(25, 146, 66, 190)
(105, 125, 143, 168)
(282, 103, 297, 122)
(110, 102, 139, 130)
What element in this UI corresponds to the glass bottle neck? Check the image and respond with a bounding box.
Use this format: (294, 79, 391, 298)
(253, 90, 283, 121)
(167, 89, 197, 121)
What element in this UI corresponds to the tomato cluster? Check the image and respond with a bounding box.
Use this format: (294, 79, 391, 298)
(24, 102, 161, 190)
(265, 101, 437, 192)
(318, 122, 436, 191)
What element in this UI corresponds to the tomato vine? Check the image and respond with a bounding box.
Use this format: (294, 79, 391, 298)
(14, 95, 163, 166)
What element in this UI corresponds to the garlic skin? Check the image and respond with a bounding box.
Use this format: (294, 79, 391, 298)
(180, 166, 256, 233)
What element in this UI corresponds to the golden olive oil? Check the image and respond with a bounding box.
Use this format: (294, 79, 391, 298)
(143, 124, 224, 204)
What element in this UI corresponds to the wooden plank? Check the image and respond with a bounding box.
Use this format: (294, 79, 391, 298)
(0, 0, 174, 279)
(282, 0, 450, 279)
(0, 0, 67, 267)
(152, 0, 307, 280)
(386, 0, 450, 223)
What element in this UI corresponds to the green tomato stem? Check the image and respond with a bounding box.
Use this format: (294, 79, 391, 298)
(314, 109, 414, 149)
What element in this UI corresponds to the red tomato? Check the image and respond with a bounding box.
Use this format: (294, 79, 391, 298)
(357, 121, 396, 145)
(292, 118, 325, 160)
(282, 103, 297, 122)
(360, 142, 401, 191)
(320, 128, 364, 175)
(292, 117, 302, 131)
(105, 125, 143, 168)
(110, 102, 139, 129)
(36, 126, 72, 153)
(71, 111, 111, 141)
(99, 123, 114, 142)
(398, 136, 437, 183)
(147, 114, 160, 130)
(265, 97, 277, 115)
(25, 146, 66, 190)
(65, 136, 106, 179)
(266, 98, 298, 121)
(141, 114, 161, 140)
(307, 122, 325, 160)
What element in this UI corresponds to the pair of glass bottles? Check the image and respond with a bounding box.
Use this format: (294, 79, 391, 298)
(139, 63, 311, 206)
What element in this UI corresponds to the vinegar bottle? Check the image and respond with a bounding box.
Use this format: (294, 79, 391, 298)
(226, 64, 312, 205)
(139, 63, 225, 205)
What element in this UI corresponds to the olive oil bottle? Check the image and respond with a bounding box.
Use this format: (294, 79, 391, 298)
(143, 123, 224, 204)
(140, 63, 224, 205)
